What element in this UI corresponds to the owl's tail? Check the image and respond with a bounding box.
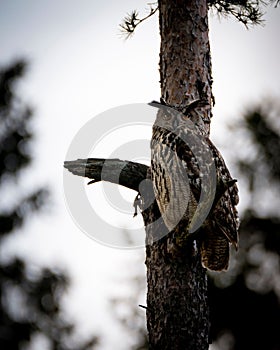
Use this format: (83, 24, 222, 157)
(200, 228, 230, 271)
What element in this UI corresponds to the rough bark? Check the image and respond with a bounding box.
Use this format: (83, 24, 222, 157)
(159, 0, 212, 136)
(145, 0, 212, 349)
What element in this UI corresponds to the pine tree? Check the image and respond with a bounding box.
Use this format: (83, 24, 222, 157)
(0, 60, 98, 350)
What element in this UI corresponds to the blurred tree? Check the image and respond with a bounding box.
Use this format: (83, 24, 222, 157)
(0, 60, 98, 350)
(208, 101, 280, 350)
(110, 252, 148, 350)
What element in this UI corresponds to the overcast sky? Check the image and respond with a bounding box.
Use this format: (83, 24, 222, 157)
(0, 1, 279, 349)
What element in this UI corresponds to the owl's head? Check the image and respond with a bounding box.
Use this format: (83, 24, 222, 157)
(149, 99, 207, 135)
(150, 103, 198, 136)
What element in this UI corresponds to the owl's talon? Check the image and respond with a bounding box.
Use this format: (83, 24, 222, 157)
(133, 193, 141, 217)
(87, 179, 98, 185)
(226, 179, 237, 188)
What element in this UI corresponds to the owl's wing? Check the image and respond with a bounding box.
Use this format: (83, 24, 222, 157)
(151, 136, 192, 232)
(206, 138, 239, 248)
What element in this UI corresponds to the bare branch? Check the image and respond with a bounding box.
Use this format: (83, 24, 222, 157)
(64, 158, 149, 192)
(64, 157, 237, 229)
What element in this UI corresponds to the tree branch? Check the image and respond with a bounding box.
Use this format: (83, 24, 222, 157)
(119, 5, 158, 39)
(64, 158, 237, 214)
(64, 158, 149, 193)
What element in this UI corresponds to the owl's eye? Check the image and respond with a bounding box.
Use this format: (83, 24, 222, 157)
(181, 114, 189, 121)
(162, 113, 172, 120)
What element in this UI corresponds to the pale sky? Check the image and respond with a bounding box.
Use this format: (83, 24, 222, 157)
(0, 1, 279, 349)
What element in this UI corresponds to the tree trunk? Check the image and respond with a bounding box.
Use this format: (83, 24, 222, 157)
(145, 0, 212, 348)
(159, 0, 212, 136)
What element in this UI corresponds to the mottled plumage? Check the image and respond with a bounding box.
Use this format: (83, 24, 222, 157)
(150, 103, 239, 271)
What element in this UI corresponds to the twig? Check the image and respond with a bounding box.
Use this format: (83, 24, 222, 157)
(119, 5, 158, 38)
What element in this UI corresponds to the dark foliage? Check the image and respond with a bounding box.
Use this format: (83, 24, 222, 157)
(208, 0, 279, 27)
(209, 275, 280, 349)
(209, 102, 280, 349)
(0, 60, 98, 350)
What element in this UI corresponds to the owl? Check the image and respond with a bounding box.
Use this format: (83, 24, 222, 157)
(150, 101, 239, 271)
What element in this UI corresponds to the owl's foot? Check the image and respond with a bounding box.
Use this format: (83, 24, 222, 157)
(133, 192, 141, 217)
